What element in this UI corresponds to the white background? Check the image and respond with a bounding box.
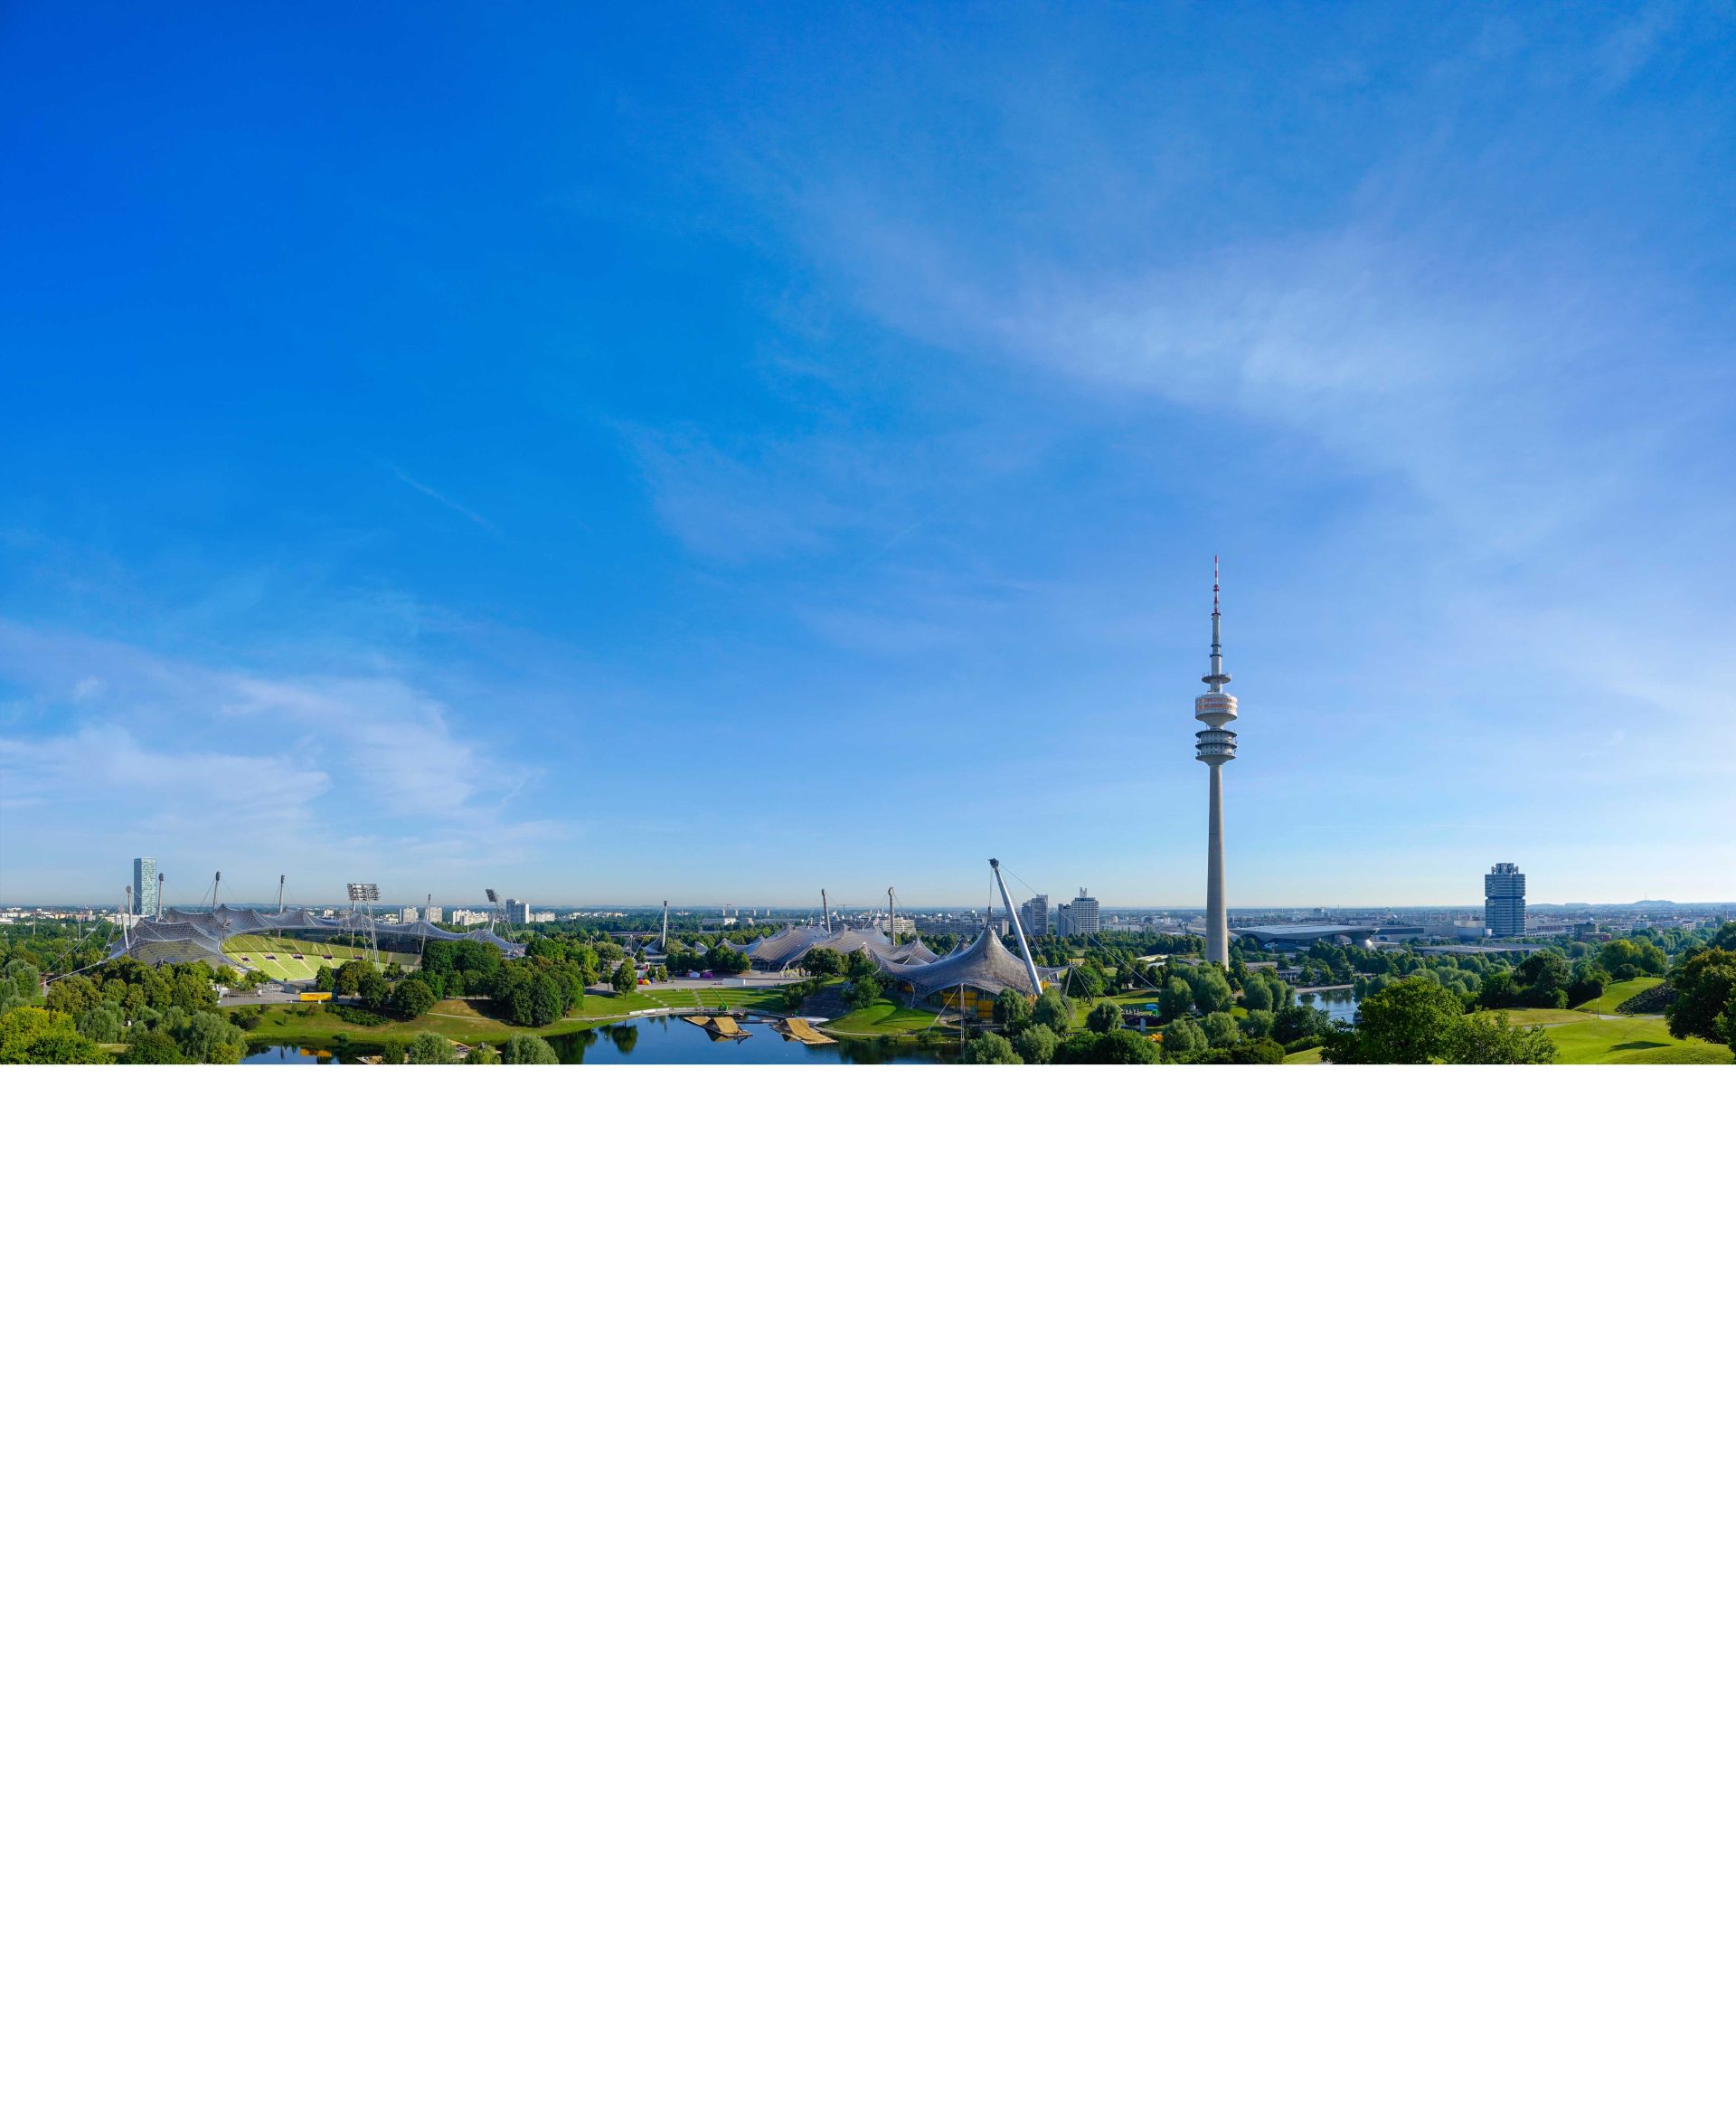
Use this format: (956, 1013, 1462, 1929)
(3, 1065, 1730, 2125)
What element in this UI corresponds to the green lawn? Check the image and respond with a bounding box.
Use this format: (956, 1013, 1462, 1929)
(1571, 975, 1666, 1014)
(1502, 1009, 1730, 1064)
(823, 1001, 948, 1039)
(1271, 1013, 1726, 1065)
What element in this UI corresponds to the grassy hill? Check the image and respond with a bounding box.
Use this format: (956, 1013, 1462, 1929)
(1572, 975, 1668, 1014)
(1504, 1008, 1729, 1064)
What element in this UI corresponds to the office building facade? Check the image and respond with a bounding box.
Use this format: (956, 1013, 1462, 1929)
(1019, 894, 1050, 937)
(1067, 890, 1100, 938)
(132, 856, 159, 920)
(1485, 863, 1525, 938)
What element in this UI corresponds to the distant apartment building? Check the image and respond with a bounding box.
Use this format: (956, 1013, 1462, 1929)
(132, 856, 159, 919)
(1485, 863, 1526, 938)
(1067, 890, 1100, 938)
(1019, 894, 1050, 937)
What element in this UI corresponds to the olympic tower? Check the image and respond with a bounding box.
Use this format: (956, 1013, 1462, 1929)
(1194, 559, 1239, 966)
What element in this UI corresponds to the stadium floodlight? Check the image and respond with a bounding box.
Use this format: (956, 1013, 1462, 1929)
(347, 882, 379, 903)
(485, 887, 500, 905)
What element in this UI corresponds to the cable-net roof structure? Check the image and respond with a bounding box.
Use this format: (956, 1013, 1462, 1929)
(104, 905, 525, 969)
(883, 922, 1037, 1001)
(747, 922, 937, 973)
(746, 923, 831, 970)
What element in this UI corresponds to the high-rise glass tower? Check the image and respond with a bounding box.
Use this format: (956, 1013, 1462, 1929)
(1485, 863, 1525, 938)
(132, 856, 158, 919)
(1194, 562, 1238, 966)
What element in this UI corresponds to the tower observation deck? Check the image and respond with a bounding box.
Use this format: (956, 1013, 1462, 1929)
(1194, 559, 1239, 966)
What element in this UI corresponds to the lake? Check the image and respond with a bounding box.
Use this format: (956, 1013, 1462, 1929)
(244, 1014, 951, 1065)
(1296, 988, 1358, 1026)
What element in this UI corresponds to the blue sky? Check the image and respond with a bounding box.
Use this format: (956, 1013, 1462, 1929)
(3, 0, 1733, 907)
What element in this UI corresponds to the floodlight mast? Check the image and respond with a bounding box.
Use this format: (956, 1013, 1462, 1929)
(661, 900, 669, 952)
(821, 888, 831, 934)
(991, 858, 1043, 995)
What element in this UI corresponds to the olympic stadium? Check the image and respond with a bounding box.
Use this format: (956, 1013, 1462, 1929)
(107, 904, 525, 974)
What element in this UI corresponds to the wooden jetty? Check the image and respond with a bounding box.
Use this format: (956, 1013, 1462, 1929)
(776, 1017, 836, 1045)
(684, 1014, 751, 1040)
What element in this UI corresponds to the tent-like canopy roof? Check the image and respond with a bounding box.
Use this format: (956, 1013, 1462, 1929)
(747, 922, 937, 973)
(886, 923, 1038, 1001)
(105, 905, 525, 969)
(747, 922, 831, 970)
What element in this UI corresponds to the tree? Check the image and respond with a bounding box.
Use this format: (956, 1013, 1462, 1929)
(847, 972, 882, 1011)
(1187, 966, 1234, 1015)
(465, 1042, 502, 1063)
(611, 959, 637, 995)
(393, 976, 435, 1021)
(1224, 1037, 1287, 1064)
(408, 1032, 457, 1064)
(1566, 969, 1605, 1007)
(0, 1007, 108, 1064)
(993, 988, 1033, 1032)
(171, 1011, 248, 1064)
(1033, 988, 1072, 1031)
(803, 948, 844, 982)
(1014, 1024, 1057, 1064)
(1085, 1001, 1124, 1035)
(1157, 977, 1194, 1022)
(1665, 950, 1736, 1045)
(1511, 951, 1571, 1009)
(78, 1001, 127, 1045)
(1241, 972, 1274, 1013)
(1071, 960, 1105, 1000)
(962, 1031, 1021, 1064)
(1325, 977, 1466, 1064)
(1241, 1008, 1276, 1041)
(1161, 1017, 1206, 1060)
(121, 1028, 183, 1064)
(500, 1032, 560, 1064)
(528, 973, 564, 1024)
(1091, 1029, 1161, 1064)
(1446, 1013, 1558, 1064)
(1273, 1002, 1333, 1045)
(1202, 1010, 1238, 1047)
(356, 966, 389, 1012)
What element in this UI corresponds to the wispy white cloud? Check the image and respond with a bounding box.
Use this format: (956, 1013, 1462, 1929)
(0, 619, 545, 864)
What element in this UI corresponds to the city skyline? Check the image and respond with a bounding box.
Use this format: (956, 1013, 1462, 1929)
(4, 2, 1735, 904)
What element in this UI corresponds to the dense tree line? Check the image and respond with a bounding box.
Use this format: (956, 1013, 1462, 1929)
(5, 956, 249, 1064)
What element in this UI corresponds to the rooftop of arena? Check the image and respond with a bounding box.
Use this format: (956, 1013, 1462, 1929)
(107, 905, 526, 969)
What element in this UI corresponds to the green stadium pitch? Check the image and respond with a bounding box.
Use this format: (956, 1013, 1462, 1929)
(223, 934, 411, 983)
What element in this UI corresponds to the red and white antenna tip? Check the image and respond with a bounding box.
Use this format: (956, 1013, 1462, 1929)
(1212, 555, 1221, 613)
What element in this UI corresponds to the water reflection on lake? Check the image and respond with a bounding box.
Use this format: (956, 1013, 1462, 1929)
(551, 1017, 948, 1064)
(1296, 988, 1358, 1026)
(243, 1017, 951, 1065)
